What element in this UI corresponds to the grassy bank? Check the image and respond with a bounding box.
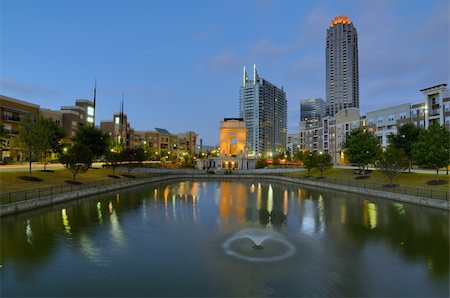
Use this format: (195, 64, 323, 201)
(1, 166, 448, 195)
(283, 168, 449, 192)
(0, 168, 128, 193)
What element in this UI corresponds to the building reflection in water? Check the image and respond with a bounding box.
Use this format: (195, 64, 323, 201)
(25, 219, 33, 245)
(97, 201, 103, 224)
(363, 200, 377, 230)
(340, 204, 347, 224)
(109, 207, 125, 247)
(61, 208, 72, 235)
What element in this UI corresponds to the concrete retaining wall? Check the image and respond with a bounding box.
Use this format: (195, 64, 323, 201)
(1, 174, 448, 216)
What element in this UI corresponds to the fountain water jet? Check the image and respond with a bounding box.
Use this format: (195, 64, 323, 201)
(222, 228, 296, 262)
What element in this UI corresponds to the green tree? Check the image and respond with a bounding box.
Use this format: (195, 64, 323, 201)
(38, 117, 65, 170)
(413, 123, 450, 181)
(255, 158, 268, 169)
(343, 128, 382, 177)
(122, 148, 146, 176)
(72, 126, 110, 160)
(104, 150, 123, 176)
(17, 116, 45, 177)
(303, 150, 317, 176)
(180, 153, 196, 168)
(388, 123, 421, 172)
(375, 146, 409, 185)
(293, 151, 304, 162)
(59, 143, 93, 181)
(317, 153, 333, 177)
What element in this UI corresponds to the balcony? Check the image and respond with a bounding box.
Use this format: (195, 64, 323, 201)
(3, 115, 21, 122)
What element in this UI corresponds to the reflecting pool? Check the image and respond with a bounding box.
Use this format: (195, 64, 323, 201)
(1, 180, 448, 297)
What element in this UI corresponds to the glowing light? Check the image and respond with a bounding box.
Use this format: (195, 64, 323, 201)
(267, 184, 273, 213)
(330, 16, 351, 27)
(26, 219, 33, 245)
(109, 201, 113, 214)
(97, 201, 103, 224)
(87, 106, 94, 116)
(368, 202, 377, 229)
(250, 184, 255, 193)
(62, 208, 72, 235)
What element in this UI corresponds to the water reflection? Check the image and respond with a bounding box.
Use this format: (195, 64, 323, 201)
(0, 180, 448, 297)
(61, 208, 71, 235)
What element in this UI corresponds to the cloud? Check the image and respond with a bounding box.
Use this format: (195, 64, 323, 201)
(0, 77, 56, 99)
(201, 51, 244, 75)
(250, 38, 293, 60)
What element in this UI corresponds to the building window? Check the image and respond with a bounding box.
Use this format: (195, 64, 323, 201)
(445, 116, 450, 125)
(399, 112, 407, 119)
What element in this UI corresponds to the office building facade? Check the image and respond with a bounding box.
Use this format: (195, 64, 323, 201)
(326, 16, 359, 116)
(239, 65, 287, 156)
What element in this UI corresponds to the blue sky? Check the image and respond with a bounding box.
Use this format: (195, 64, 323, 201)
(1, 0, 448, 145)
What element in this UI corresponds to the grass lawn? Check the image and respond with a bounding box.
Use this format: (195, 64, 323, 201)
(0, 167, 128, 193)
(283, 168, 450, 192)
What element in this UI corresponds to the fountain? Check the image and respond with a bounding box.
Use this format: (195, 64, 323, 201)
(222, 228, 296, 262)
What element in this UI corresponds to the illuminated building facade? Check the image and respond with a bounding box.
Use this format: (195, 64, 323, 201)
(326, 16, 359, 116)
(100, 112, 135, 149)
(197, 118, 256, 171)
(239, 65, 287, 156)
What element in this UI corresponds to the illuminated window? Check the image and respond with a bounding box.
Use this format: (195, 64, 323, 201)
(115, 117, 120, 124)
(87, 107, 94, 116)
(87, 117, 94, 123)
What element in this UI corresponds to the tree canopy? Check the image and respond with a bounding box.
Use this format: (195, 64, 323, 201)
(342, 128, 382, 176)
(413, 123, 450, 180)
(375, 146, 409, 185)
(388, 123, 421, 172)
(302, 150, 317, 176)
(72, 126, 110, 159)
(59, 143, 93, 181)
(317, 153, 333, 177)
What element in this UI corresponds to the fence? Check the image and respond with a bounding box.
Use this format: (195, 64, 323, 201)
(1, 171, 448, 205)
(280, 173, 449, 201)
(0, 172, 168, 205)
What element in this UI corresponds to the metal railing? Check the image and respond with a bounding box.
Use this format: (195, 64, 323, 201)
(279, 172, 449, 201)
(0, 172, 169, 205)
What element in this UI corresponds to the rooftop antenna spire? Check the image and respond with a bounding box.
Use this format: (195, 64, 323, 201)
(93, 78, 97, 125)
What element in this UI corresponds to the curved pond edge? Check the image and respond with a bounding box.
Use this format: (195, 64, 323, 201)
(1, 174, 448, 216)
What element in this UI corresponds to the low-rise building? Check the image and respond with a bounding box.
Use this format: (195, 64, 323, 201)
(100, 112, 135, 149)
(365, 103, 411, 147)
(0, 95, 40, 161)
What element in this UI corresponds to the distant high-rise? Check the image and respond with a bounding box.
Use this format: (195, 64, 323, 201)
(326, 16, 359, 116)
(239, 65, 287, 156)
(300, 98, 326, 122)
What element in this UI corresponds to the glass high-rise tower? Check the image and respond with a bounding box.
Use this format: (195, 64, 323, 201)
(239, 65, 287, 156)
(326, 16, 359, 116)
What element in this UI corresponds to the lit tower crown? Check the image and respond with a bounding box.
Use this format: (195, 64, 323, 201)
(330, 16, 351, 27)
(325, 15, 359, 116)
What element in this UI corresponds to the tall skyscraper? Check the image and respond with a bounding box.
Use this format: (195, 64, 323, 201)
(326, 16, 359, 116)
(239, 65, 287, 156)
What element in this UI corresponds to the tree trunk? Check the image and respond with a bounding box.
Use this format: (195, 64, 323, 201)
(436, 168, 439, 181)
(28, 152, 32, 177)
(43, 152, 47, 171)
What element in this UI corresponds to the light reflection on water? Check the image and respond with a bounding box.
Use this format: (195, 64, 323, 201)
(1, 180, 448, 297)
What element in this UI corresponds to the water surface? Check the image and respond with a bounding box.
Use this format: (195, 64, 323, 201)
(1, 180, 448, 297)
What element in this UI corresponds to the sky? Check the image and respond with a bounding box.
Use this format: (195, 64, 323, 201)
(1, 0, 449, 145)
